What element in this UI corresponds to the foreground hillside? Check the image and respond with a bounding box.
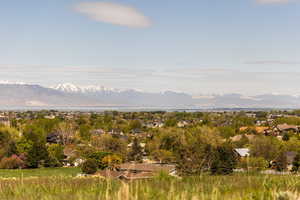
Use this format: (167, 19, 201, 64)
(0, 169, 299, 200)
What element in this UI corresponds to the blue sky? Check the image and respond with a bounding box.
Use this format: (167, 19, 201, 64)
(0, 0, 299, 95)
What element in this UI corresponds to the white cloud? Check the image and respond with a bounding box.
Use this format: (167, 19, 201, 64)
(74, 2, 151, 28)
(245, 60, 300, 65)
(256, 0, 291, 4)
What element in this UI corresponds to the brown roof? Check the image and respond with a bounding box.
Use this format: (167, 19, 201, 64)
(119, 172, 154, 180)
(118, 163, 175, 173)
(277, 124, 298, 132)
(96, 170, 154, 180)
(230, 134, 255, 142)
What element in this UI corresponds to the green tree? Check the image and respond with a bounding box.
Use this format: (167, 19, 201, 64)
(292, 153, 300, 172)
(238, 157, 268, 171)
(210, 144, 237, 175)
(129, 120, 142, 130)
(282, 132, 290, 141)
(127, 138, 143, 162)
(81, 159, 98, 174)
(46, 144, 65, 167)
(91, 134, 127, 159)
(0, 127, 19, 159)
(102, 154, 122, 170)
(274, 151, 287, 172)
(250, 136, 281, 162)
(151, 149, 174, 163)
(79, 125, 92, 141)
(23, 125, 49, 168)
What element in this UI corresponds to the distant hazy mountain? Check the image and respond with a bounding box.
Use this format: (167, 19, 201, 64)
(0, 82, 300, 108)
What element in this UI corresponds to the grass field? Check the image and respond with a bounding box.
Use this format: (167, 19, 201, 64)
(1, 168, 300, 200)
(0, 167, 81, 178)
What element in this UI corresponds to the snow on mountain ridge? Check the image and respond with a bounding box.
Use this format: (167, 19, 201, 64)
(52, 83, 122, 94)
(0, 80, 28, 85)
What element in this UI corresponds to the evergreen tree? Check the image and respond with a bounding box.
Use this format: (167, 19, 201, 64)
(274, 152, 287, 172)
(210, 144, 237, 175)
(128, 138, 143, 162)
(23, 125, 49, 168)
(81, 159, 98, 174)
(282, 132, 290, 141)
(292, 153, 300, 172)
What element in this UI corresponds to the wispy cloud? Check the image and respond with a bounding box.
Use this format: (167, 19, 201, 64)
(2, 65, 300, 95)
(74, 2, 151, 28)
(245, 60, 300, 65)
(256, 0, 291, 4)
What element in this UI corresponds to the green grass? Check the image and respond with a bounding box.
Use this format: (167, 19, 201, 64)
(0, 167, 81, 178)
(1, 169, 300, 200)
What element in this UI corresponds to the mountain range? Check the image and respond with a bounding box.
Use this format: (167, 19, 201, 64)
(0, 82, 299, 108)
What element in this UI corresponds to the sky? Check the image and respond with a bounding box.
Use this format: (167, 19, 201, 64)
(0, 0, 299, 96)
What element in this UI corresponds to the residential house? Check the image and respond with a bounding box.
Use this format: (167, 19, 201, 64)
(234, 148, 250, 158)
(177, 121, 188, 128)
(0, 115, 10, 127)
(97, 163, 176, 180)
(276, 124, 299, 134)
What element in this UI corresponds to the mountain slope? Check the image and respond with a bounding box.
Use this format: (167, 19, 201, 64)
(0, 83, 299, 108)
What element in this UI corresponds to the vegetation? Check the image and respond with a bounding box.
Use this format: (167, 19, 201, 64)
(2, 110, 300, 198)
(81, 159, 98, 174)
(0, 170, 300, 200)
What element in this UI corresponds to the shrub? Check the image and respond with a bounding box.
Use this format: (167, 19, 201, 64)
(44, 156, 62, 167)
(102, 154, 122, 170)
(0, 155, 25, 169)
(238, 157, 268, 171)
(86, 151, 111, 169)
(81, 159, 98, 174)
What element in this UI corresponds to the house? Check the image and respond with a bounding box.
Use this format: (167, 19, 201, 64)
(276, 124, 298, 133)
(118, 163, 176, 174)
(0, 115, 10, 127)
(90, 129, 105, 135)
(177, 121, 188, 128)
(127, 142, 146, 148)
(234, 148, 250, 157)
(246, 113, 256, 118)
(46, 133, 61, 144)
(146, 122, 164, 128)
(96, 163, 177, 180)
(74, 158, 85, 167)
(96, 169, 153, 180)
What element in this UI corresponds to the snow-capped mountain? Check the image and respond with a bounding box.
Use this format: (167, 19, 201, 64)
(52, 83, 121, 94)
(1, 82, 300, 108)
(0, 80, 27, 85)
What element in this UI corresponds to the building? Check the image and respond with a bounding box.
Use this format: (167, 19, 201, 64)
(97, 163, 177, 180)
(234, 148, 250, 157)
(0, 115, 10, 127)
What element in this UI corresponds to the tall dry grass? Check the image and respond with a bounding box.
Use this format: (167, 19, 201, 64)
(1, 173, 300, 200)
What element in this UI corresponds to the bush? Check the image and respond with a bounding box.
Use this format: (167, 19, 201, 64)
(238, 157, 268, 171)
(81, 159, 98, 174)
(86, 151, 111, 169)
(44, 156, 62, 167)
(0, 155, 25, 169)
